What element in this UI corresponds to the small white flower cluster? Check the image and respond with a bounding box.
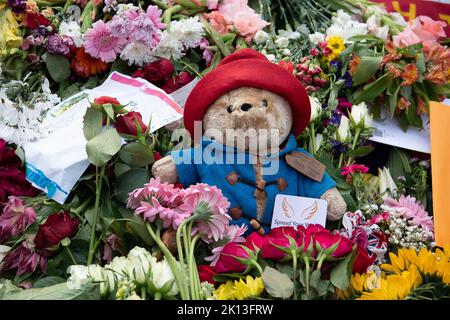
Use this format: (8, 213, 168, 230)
(67, 246, 179, 299)
(153, 16, 205, 61)
(0, 76, 60, 146)
(381, 205, 433, 250)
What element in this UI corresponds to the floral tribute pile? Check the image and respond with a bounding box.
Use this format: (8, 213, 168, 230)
(0, 0, 449, 300)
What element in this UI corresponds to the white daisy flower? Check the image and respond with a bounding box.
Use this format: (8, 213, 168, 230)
(120, 41, 156, 66)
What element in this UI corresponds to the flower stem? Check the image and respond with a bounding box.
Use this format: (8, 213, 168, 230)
(251, 260, 264, 275)
(87, 165, 105, 265)
(145, 223, 185, 299)
(189, 233, 202, 300)
(310, 123, 316, 156)
(175, 216, 196, 299)
(291, 249, 298, 300)
(154, 292, 162, 300)
(338, 152, 344, 169)
(304, 256, 310, 298)
(141, 287, 147, 300)
(65, 246, 78, 265)
(346, 127, 361, 166)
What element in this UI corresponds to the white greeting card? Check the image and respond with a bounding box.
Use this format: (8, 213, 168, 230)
(271, 194, 328, 229)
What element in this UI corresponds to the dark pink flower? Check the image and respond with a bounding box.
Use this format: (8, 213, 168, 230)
(215, 242, 249, 274)
(0, 196, 36, 243)
(244, 231, 266, 250)
(1, 239, 47, 276)
(341, 164, 369, 176)
(314, 231, 354, 258)
(260, 227, 301, 261)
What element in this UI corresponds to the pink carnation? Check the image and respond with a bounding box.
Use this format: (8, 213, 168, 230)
(180, 184, 231, 242)
(83, 20, 127, 63)
(384, 195, 434, 231)
(1, 239, 46, 276)
(0, 196, 36, 243)
(341, 164, 369, 176)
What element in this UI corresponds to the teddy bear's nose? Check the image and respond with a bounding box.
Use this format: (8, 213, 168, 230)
(240, 103, 253, 112)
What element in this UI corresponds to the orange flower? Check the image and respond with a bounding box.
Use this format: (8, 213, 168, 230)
(349, 55, 361, 76)
(400, 63, 419, 86)
(425, 65, 448, 85)
(71, 47, 108, 78)
(387, 64, 402, 77)
(397, 96, 411, 112)
(424, 43, 450, 85)
(416, 96, 428, 115)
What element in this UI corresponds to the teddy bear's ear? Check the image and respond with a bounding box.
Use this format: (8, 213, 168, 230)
(219, 48, 267, 67)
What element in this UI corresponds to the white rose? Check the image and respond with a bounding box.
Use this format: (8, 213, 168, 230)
(309, 133, 323, 153)
(274, 37, 289, 48)
(309, 96, 322, 122)
(126, 246, 155, 285)
(148, 258, 179, 297)
(253, 30, 270, 44)
(282, 49, 291, 56)
(349, 102, 372, 129)
(335, 115, 351, 144)
(265, 54, 276, 62)
(67, 265, 89, 290)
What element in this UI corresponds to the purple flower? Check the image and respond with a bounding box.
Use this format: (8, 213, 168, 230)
(45, 34, 73, 56)
(0, 197, 36, 243)
(340, 71, 353, 88)
(330, 112, 342, 125)
(332, 140, 347, 154)
(1, 239, 47, 276)
(7, 0, 26, 14)
(330, 60, 342, 71)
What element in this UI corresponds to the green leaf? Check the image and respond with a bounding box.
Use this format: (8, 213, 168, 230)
(353, 73, 393, 104)
(83, 108, 103, 141)
(45, 54, 70, 83)
(33, 276, 67, 288)
(261, 266, 294, 299)
(109, 59, 133, 75)
(103, 103, 115, 121)
(388, 83, 401, 116)
(345, 146, 374, 158)
(351, 56, 382, 86)
(2, 280, 101, 300)
(114, 162, 131, 177)
(86, 128, 122, 167)
(387, 147, 411, 180)
(113, 168, 151, 203)
(330, 248, 356, 290)
(118, 142, 154, 167)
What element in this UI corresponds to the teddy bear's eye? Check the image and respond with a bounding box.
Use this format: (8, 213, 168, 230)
(261, 99, 268, 108)
(227, 105, 233, 113)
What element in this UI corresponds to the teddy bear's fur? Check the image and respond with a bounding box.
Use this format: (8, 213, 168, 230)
(152, 87, 347, 223)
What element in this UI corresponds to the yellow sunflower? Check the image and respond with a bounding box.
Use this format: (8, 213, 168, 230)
(359, 265, 422, 300)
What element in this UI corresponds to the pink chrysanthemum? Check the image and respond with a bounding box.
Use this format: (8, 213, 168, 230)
(83, 20, 127, 63)
(384, 195, 434, 231)
(205, 224, 247, 266)
(180, 184, 231, 243)
(0, 196, 36, 243)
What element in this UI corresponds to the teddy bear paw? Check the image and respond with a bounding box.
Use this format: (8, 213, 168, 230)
(151, 155, 178, 184)
(320, 187, 347, 221)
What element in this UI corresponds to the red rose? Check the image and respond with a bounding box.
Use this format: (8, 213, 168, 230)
(352, 245, 375, 274)
(115, 112, 147, 137)
(25, 12, 51, 30)
(153, 151, 162, 161)
(161, 71, 195, 94)
(244, 232, 266, 251)
(94, 96, 121, 106)
(0, 139, 39, 203)
(34, 211, 79, 255)
(260, 227, 301, 261)
(198, 265, 217, 284)
(278, 60, 294, 74)
(314, 231, 354, 258)
(132, 59, 175, 87)
(215, 242, 249, 274)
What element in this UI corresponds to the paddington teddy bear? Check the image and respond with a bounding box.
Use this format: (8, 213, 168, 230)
(152, 48, 347, 235)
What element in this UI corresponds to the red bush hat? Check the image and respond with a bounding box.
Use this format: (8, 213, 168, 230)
(183, 48, 311, 138)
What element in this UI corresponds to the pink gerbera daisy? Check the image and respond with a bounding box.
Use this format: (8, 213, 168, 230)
(180, 184, 231, 243)
(205, 224, 247, 266)
(83, 20, 127, 63)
